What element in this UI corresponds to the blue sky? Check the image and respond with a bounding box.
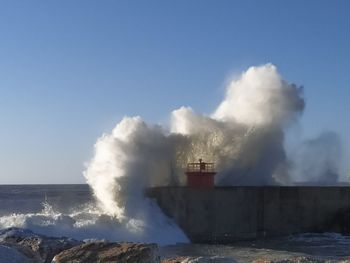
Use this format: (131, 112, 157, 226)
(0, 0, 349, 183)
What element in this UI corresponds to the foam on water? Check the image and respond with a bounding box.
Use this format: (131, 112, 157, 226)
(0, 200, 187, 245)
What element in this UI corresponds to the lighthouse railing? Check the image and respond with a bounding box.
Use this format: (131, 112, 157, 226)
(186, 162, 215, 173)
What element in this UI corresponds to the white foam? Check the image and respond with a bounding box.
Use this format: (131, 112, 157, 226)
(0, 201, 186, 245)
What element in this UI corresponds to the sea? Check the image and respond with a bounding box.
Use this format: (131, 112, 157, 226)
(1, 184, 350, 262)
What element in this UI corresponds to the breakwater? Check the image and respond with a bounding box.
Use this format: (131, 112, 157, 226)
(145, 187, 350, 243)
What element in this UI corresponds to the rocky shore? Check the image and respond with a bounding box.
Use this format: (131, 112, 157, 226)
(0, 228, 160, 263)
(0, 228, 347, 263)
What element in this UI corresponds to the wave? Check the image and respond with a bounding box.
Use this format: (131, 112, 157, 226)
(0, 200, 188, 245)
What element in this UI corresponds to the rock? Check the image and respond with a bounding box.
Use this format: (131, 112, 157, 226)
(0, 227, 82, 263)
(52, 241, 160, 263)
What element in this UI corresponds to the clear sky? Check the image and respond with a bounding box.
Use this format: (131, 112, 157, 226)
(0, 0, 349, 184)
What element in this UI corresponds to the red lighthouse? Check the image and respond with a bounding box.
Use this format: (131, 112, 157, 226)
(185, 159, 216, 188)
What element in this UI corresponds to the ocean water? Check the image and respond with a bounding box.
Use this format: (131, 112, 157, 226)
(1, 184, 350, 262)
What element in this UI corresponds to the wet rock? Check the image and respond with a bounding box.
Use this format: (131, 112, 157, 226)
(52, 241, 160, 263)
(0, 227, 81, 263)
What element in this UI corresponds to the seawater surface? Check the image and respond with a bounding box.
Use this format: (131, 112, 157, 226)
(1, 184, 350, 262)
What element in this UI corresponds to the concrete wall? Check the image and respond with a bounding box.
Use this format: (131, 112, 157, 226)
(145, 187, 350, 243)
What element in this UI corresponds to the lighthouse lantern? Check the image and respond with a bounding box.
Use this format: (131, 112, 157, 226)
(185, 159, 216, 188)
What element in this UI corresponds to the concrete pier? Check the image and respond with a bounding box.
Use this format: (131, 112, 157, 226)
(145, 187, 350, 243)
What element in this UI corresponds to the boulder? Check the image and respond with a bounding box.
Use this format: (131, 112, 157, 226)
(0, 228, 81, 263)
(52, 241, 160, 263)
